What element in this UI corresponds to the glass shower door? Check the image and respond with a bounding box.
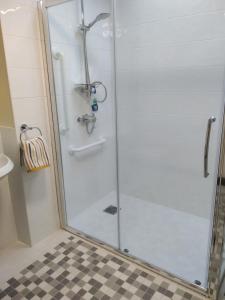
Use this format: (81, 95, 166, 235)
(114, 0, 225, 288)
(47, 0, 118, 248)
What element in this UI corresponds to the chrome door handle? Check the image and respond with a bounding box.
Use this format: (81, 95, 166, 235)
(204, 116, 216, 178)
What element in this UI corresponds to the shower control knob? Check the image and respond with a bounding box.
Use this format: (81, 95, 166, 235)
(77, 113, 96, 124)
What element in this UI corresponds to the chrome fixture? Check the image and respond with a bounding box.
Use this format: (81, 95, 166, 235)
(79, 0, 110, 86)
(76, 0, 110, 100)
(88, 13, 110, 28)
(80, 13, 110, 32)
(80, 0, 90, 86)
(41, 1, 225, 299)
(20, 124, 42, 142)
(77, 113, 97, 135)
(75, 81, 107, 103)
(204, 116, 216, 178)
(75, 0, 110, 135)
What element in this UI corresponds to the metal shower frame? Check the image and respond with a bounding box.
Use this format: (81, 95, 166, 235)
(38, 0, 225, 299)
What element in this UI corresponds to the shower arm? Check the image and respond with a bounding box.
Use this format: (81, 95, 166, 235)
(80, 0, 91, 87)
(83, 31, 91, 86)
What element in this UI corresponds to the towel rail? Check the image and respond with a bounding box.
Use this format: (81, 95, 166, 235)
(69, 137, 106, 155)
(20, 124, 42, 142)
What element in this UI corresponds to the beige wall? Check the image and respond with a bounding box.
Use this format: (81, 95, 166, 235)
(0, 29, 31, 246)
(0, 0, 59, 245)
(0, 22, 17, 248)
(0, 132, 17, 248)
(0, 25, 14, 128)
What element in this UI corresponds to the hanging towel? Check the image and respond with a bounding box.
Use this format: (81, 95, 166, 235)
(21, 136, 50, 172)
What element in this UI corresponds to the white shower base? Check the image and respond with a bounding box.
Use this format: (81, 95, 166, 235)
(69, 192, 210, 288)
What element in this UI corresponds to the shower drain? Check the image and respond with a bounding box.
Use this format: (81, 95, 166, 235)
(103, 205, 117, 215)
(123, 249, 129, 253)
(194, 280, 201, 286)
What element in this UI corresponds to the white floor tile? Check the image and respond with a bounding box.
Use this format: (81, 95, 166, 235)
(69, 192, 210, 288)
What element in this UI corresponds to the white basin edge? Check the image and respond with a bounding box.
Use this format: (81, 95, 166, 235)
(0, 154, 14, 179)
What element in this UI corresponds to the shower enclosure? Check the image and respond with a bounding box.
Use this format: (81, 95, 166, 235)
(41, 0, 225, 298)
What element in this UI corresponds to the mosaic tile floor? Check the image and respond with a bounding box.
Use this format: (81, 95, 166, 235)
(70, 192, 209, 286)
(0, 234, 206, 300)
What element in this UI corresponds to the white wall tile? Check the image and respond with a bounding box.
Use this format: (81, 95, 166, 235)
(0, 0, 37, 12)
(23, 168, 59, 245)
(1, 5, 39, 39)
(117, 38, 225, 71)
(11, 98, 48, 137)
(4, 36, 42, 69)
(116, 0, 225, 27)
(8, 68, 45, 98)
(115, 0, 225, 219)
(118, 12, 225, 48)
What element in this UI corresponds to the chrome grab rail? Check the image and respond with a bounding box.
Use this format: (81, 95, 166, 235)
(69, 137, 106, 155)
(204, 116, 216, 178)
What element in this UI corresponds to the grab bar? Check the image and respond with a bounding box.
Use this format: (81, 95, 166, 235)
(52, 50, 69, 134)
(69, 137, 106, 155)
(204, 116, 216, 178)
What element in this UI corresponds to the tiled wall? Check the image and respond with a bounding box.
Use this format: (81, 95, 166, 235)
(0, 0, 59, 245)
(0, 25, 14, 128)
(115, 0, 225, 218)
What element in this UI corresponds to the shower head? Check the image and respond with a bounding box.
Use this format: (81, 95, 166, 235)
(88, 13, 110, 28)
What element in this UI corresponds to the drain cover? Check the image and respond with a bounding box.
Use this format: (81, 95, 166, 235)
(123, 249, 129, 253)
(194, 280, 201, 286)
(103, 205, 117, 215)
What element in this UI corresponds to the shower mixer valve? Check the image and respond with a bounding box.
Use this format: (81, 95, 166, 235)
(77, 113, 97, 135)
(77, 113, 96, 124)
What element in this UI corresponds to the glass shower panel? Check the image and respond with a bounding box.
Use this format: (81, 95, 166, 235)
(47, 0, 118, 248)
(115, 0, 225, 288)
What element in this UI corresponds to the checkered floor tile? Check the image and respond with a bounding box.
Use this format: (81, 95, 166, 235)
(0, 235, 205, 299)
